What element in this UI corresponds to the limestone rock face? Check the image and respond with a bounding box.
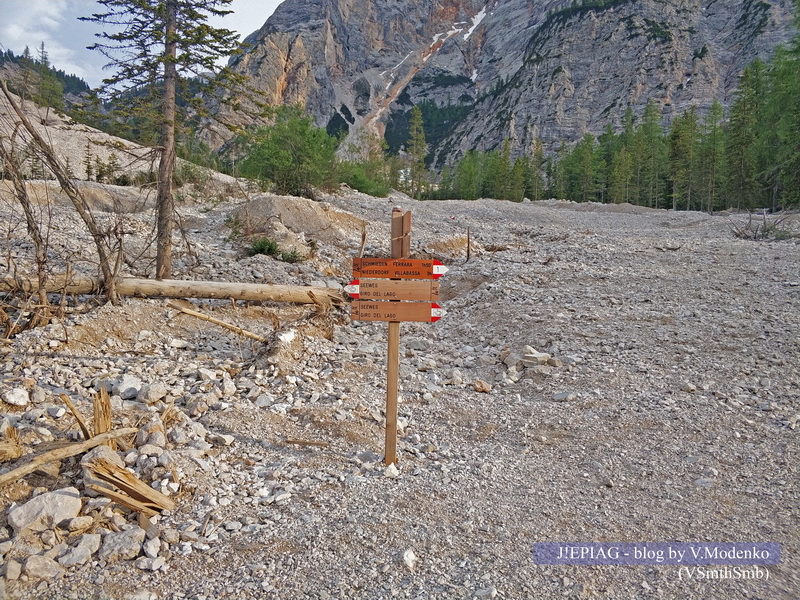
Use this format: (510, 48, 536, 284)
(213, 0, 795, 162)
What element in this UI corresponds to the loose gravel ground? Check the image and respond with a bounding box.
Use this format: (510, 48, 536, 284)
(0, 184, 798, 600)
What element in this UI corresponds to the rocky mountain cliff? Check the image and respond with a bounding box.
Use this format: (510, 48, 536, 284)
(216, 0, 796, 164)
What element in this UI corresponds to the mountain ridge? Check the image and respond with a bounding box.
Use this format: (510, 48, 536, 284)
(209, 0, 796, 164)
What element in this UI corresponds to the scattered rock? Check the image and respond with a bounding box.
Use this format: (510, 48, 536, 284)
(2, 388, 30, 407)
(474, 380, 492, 393)
(384, 463, 400, 478)
(59, 534, 102, 567)
(113, 375, 143, 400)
(402, 548, 417, 571)
(138, 382, 169, 404)
(8, 487, 82, 536)
(23, 555, 65, 580)
(99, 527, 147, 562)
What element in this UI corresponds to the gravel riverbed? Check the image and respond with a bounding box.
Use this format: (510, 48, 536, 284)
(0, 185, 798, 600)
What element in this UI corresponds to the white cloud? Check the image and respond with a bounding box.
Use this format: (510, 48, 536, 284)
(0, 0, 284, 87)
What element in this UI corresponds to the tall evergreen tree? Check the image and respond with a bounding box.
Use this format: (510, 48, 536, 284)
(508, 158, 527, 202)
(564, 133, 604, 203)
(608, 146, 633, 204)
(636, 100, 666, 208)
(697, 100, 725, 213)
(81, 0, 243, 279)
(453, 150, 480, 200)
(762, 45, 800, 208)
(597, 122, 620, 203)
(725, 59, 767, 210)
(524, 139, 546, 201)
(668, 107, 700, 210)
(407, 106, 428, 199)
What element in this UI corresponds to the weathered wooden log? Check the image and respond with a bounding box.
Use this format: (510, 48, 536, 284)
(85, 457, 175, 516)
(0, 274, 344, 306)
(0, 428, 137, 487)
(167, 301, 269, 342)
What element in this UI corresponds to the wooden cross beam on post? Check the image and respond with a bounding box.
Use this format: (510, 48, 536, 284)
(347, 209, 449, 466)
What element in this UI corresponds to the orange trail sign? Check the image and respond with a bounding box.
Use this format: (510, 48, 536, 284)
(344, 279, 440, 301)
(352, 258, 449, 280)
(351, 301, 445, 323)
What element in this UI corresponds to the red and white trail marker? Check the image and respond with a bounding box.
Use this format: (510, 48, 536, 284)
(351, 300, 446, 323)
(344, 279, 440, 301)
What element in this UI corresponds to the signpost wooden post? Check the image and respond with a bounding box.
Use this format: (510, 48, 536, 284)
(349, 209, 447, 466)
(385, 208, 406, 466)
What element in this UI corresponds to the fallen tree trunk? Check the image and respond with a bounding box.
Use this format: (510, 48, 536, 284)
(1, 274, 344, 306)
(0, 428, 137, 488)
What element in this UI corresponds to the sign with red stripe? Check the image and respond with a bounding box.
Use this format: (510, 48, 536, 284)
(344, 279, 440, 301)
(352, 258, 449, 280)
(351, 301, 445, 322)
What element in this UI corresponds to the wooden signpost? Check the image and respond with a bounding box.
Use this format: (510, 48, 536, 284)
(348, 208, 447, 465)
(351, 300, 444, 322)
(345, 279, 440, 302)
(352, 258, 449, 280)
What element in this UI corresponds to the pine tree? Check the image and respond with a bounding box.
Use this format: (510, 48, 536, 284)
(453, 151, 480, 200)
(636, 100, 666, 208)
(608, 146, 633, 204)
(697, 100, 725, 213)
(725, 59, 766, 210)
(524, 139, 546, 201)
(81, 0, 244, 279)
(668, 107, 700, 210)
(508, 158, 526, 202)
(564, 133, 604, 202)
(597, 122, 619, 202)
(84, 140, 94, 181)
(762, 45, 800, 208)
(407, 106, 428, 199)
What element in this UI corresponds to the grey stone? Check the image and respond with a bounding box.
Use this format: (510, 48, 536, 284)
(143, 536, 161, 559)
(2, 388, 29, 407)
(5, 559, 22, 580)
(113, 375, 143, 400)
(65, 516, 95, 532)
(23, 555, 65, 580)
(47, 406, 67, 419)
(135, 418, 166, 447)
(135, 556, 166, 571)
(138, 444, 165, 457)
(138, 382, 168, 404)
(8, 487, 82, 535)
(220, 378, 237, 397)
(553, 392, 577, 402)
(254, 393, 274, 408)
(522, 351, 551, 367)
(208, 433, 235, 446)
(198, 368, 217, 381)
(58, 534, 102, 567)
(407, 338, 432, 351)
(99, 526, 146, 562)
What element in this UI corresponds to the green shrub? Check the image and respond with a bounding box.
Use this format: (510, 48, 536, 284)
(238, 106, 337, 197)
(339, 162, 391, 197)
(279, 249, 303, 263)
(248, 237, 279, 256)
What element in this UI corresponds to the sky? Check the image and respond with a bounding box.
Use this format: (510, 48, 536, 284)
(0, 0, 284, 86)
